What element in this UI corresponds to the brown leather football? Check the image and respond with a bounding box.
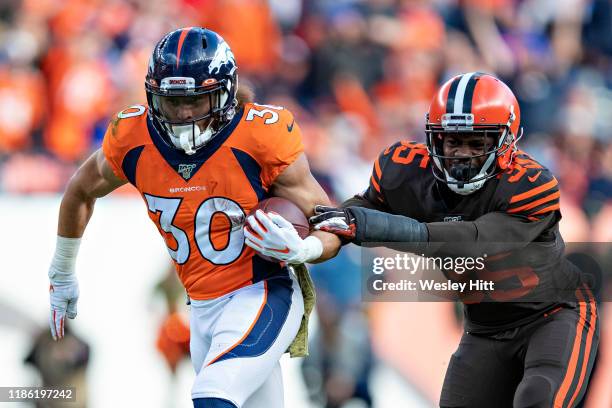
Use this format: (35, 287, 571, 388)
(247, 197, 310, 262)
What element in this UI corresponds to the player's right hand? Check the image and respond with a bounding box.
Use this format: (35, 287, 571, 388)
(49, 278, 79, 341)
(309, 205, 357, 240)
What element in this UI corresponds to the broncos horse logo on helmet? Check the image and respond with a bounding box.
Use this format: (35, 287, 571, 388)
(426, 72, 523, 195)
(145, 27, 238, 155)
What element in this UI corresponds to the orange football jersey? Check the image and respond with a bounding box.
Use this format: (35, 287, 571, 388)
(102, 103, 303, 299)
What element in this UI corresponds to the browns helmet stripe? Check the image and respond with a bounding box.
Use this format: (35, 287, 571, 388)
(444, 72, 485, 114)
(461, 72, 484, 113)
(445, 76, 461, 113)
(452, 73, 473, 113)
(446, 72, 484, 113)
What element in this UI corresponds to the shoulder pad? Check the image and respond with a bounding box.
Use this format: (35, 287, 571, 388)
(367, 140, 431, 198)
(385, 141, 430, 169)
(502, 152, 560, 220)
(243, 102, 295, 132)
(109, 105, 149, 141)
(239, 103, 303, 187)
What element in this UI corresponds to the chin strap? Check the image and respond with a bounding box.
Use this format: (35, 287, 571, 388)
(171, 121, 216, 155)
(178, 131, 197, 155)
(444, 168, 486, 195)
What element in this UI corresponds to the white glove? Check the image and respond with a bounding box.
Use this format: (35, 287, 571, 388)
(48, 237, 81, 341)
(244, 210, 322, 264)
(49, 279, 79, 341)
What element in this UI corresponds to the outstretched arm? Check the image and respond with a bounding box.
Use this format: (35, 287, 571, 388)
(311, 206, 557, 257)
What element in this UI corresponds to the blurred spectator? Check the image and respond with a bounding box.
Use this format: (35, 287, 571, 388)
(192, 0, 282, 82)
(24, 326, 90, 408)
(0, 65, 46, 152)
(153, 265, 190, 374)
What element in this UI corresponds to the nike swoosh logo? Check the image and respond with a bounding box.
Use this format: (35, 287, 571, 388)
(528, 171, 542, 183)
(270, 247, 290, 254)
(287, 120, 295, 132)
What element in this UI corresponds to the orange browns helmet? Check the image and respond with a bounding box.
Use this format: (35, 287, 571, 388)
(426, 72, 522, 195)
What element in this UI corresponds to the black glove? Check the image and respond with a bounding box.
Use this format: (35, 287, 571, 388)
(309, 205, 357, 240)
(310, 205, 428, 246)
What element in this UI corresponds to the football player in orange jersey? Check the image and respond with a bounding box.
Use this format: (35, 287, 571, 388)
(47, 27, 341, 408)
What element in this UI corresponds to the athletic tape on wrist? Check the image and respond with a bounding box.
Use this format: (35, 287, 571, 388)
(303, 236, 323, 263)
(48, 236, 82, 279)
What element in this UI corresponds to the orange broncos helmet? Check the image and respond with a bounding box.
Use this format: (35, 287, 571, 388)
(426, 72, 522, 195)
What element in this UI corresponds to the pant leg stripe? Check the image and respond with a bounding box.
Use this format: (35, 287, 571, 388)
(553, 288, 588, 407)
(206, 281, 268, 366)
(565, 285, 598, 407)
(208, 278, 294, 364)
(561, 287, 591, 407)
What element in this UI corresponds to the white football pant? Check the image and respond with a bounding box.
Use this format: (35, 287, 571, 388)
(189, 271, 303, 407)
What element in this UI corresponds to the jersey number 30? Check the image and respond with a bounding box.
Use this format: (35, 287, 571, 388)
(143, 194, 245, 265)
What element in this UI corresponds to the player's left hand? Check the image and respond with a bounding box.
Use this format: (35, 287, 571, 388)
(244, 210, 321, 264)
(49, 279, 79, 341)
(308, 205, 357, 240)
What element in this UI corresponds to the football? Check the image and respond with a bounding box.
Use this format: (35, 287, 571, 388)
(247, 197, 310, 262)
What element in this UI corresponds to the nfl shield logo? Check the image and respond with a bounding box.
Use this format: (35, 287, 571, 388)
(178, 164, 197, 180)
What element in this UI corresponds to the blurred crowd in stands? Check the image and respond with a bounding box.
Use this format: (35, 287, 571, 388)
(0, 0, 611, 233)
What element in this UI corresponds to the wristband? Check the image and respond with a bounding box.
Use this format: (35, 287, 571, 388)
(302, 236, 323, 263)
(48, 236, 81, 281)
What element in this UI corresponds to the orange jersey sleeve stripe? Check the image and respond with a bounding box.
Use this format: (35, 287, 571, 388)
(370, 175, 381, 193)
(374, 157, 383, 179)
(206, 281, 268, 367)
(530, 203, 560, 216)
(510, 178, 558, 204)
(507, 191, 560, 214)
(566, 286, 598, 408)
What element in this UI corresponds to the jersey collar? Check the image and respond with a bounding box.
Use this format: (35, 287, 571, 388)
(146, 108, 244, 181)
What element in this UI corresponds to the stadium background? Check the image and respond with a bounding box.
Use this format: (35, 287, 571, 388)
(0, 0, 611, 407)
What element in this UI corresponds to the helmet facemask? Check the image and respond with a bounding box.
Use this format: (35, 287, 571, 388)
(426, 112, 517, 195)
(146, 77, 237, 155)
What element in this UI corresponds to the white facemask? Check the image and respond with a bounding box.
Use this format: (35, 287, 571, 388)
(158, 88, 231, 155)
(168, 122, 215, 155)
(444, 170, 487, 195)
